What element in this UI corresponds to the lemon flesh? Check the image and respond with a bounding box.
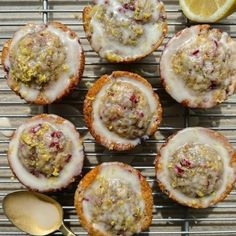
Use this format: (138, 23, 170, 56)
(179, 0, 236, 22)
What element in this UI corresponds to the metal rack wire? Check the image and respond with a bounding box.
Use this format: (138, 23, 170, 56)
(0, 0, 236, 235)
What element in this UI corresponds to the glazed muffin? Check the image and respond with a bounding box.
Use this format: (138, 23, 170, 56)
(155, 127, 236, 208)
(160, 25, 236, 108)
(1, 22, 84, 104)
(83, 0, 167, 63)
(8, 114, 84, 192)
(74, 162, 153, 236)
(83, 71, 162, 151)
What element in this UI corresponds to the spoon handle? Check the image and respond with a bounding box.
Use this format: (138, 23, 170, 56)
(59, 222, 76, 236)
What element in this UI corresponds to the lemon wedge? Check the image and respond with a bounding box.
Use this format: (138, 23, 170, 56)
(179, 0, 236, 22)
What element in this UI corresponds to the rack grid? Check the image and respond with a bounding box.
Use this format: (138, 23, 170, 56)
(0, 0, 236, 235)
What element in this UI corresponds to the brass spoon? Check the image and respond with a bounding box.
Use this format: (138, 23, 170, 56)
(3, 191, 75, 236)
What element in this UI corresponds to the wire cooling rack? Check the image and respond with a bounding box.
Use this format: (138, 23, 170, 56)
(0, 0, 236, 235)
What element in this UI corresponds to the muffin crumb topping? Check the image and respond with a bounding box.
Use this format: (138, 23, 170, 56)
(92, 0, 166, 46)
(99, 81, 151, 139)
(10, 30, 67, 88)
(168, 143, 223, 198)
(18, 123, 72, 178)
(172, 29, 233, 94)
(84, 175, 144, 235)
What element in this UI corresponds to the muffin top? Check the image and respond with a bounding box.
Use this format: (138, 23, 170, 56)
(83, 71, 162, 151)
(168, 143, 223, 198)
(155, 127, 236, 208)
(8, 114, 84, 192)
(10, 29, 67, 89)
(19, 123, 73, 178)
(99, 80, 151, 139)
(83, 0, 167, 62)
(160, 25, 236, 108)
(75, 162, 153, 236)
(82, 163, 145, 235)
(2, 22, 84, 104)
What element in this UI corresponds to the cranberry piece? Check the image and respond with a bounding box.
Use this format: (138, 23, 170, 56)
(207, 180, 210, 188)
(123, 3, 135, 11)
(4, 66, 10, 73)
(65, 154, 72, 163)
(118, 7, 124, 13)
(49, 141, 60, 151)
(214, 40, 218, 48)
(51, 131, 62, 138)
(192, 49, 199, 56)
(209, 81, 218, 90)
(83, 197, 89, 202)
(111, 116, 117, 121)
(31, 170, 40, 177)
(174, 165, 184, 176)
(180, 158, 192, 168)
(28, 154, 35, 161)
(31, 124, 42, 133)
(137, 172, 142, 179)
(130, 94, 138, 103)
(49, 142, 55, 147)
(140, 112, 144, 118)
(161, 15, 167, 20)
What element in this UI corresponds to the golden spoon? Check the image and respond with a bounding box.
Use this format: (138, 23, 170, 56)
(3, 191, 75, 236)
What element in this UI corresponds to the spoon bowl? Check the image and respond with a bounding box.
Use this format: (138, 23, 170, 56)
(3, 191, 75, 236)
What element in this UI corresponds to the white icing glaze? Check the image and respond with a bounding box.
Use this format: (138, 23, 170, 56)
(0, 118, 14, 138)
(5, 24, 44, 69)
(5, 24, 43, 102)
(43, 25, 82, 102)
(8, 115, 84, 192)
(18, 83, 40, 102)
(90, 0, 166, 59)
(92, 76, 159, 147)
(160, 25, 236, 108)
(82, 162, 145, 234)
(4, 23, 83, 103)
(156, 127, 236, 208)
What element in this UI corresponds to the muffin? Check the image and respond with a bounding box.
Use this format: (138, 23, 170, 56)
(160, 25, 236, 108)
(1, 22, 84, 104)
(8, 114, 84, 192)
(155, 127, 236, 208)
(83, 0, 167, 63)
(83, 71, 162, 151)
(74, 162, 153, 236)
